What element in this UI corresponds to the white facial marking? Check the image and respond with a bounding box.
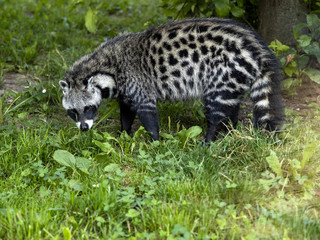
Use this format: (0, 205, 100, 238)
(85, 119, 94, 129)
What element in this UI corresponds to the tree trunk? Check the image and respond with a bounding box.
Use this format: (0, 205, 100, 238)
(258, 0, 308, 46)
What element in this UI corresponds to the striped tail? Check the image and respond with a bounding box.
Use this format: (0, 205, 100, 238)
(250, 67, 284, 132)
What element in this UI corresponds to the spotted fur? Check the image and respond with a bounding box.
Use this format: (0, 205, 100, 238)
(59, 18, 284, 141)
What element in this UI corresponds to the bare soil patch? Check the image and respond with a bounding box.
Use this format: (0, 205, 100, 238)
(0, 72, 36, 97)
(283, 78, 320, 115)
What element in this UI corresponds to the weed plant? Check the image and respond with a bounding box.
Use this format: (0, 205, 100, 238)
(0, 0, 319, 239)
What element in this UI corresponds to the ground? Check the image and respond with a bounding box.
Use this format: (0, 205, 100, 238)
(0, 72, 36, 96)
(284, 77, 320, 115)
(1, 72, 319, 119)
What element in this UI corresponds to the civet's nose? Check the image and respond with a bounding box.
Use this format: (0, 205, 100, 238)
(80, 122, 89, 131)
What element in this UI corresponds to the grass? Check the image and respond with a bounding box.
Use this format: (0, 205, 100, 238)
(1, 0, 320, 239)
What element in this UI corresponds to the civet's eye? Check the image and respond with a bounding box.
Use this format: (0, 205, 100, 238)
(67, 109, 78, 122)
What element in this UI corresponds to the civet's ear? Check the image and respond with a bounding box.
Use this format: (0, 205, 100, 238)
(59, 80, 69, 95)
(86, 77, 94, 91)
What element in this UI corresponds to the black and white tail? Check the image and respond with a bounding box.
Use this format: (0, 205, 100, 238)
(251, 63, 284, 132)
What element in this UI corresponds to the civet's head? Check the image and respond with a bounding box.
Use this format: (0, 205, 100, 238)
(59, 73, 116, 131)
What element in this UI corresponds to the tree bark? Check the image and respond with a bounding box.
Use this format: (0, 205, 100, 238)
(258, 0, 308, 46)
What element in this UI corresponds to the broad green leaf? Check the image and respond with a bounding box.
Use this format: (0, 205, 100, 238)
(278, 45, 291, 52)
(307, 14, 320, 29)
(216, 217, 227, 229)
(266, 150, 283, 177)
(177, 126, 202, 140)
(231, 5, 244, 17)
(85, 8, 97, 33)
(304, 68, 320, 84)
(63, 227, 72, 240)
(104, 163, 120, 173)
(214, 0, 231, 17)
(296, 55, 309, 69)
(297, 35, 312, 48)
(93, 140, 114, 154)
(226, 180, 237, 188)
(303, 44, 320, 63)
(21, 168, 31, 177)
(39, 186, 52, 198)
(53, 150, 76, 170)
(279, 57, 286, 66)
(131, 126, 148, 153)
(301, 141, 319, 169)
(93, 131, 104, 140)
(269, 40, 278, 50)
(17, 112, 27, 119)
(269, 40, 290, 52)
(283, 78, 299, 89)
(95, 216, 106, 223)
(81, 150, 92, 157)
(95, 152, 111, 162)
(68, 179, 84, 191)
(185, 126, 202, 139)
(120, 195, 135, 204)
(132, 126, 147, 141)
(102, 132, 119, 143)
(284, 61, 297, 77)
(75, 157, 91, 174)
(159, 132, 174, 139)
(177, 128, 187, 139)
(172, 224, 191, 238)
(126, 209, 140, 218)
(177, 126, 202, 148)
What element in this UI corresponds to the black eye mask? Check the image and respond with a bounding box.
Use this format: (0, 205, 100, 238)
(67, 109, 78, 122)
